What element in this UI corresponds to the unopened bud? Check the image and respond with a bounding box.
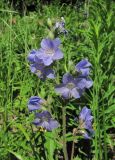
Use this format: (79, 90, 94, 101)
(47, 18, 52, 28)
(48, 31, 54, 39)
(73, 128, 78, 136)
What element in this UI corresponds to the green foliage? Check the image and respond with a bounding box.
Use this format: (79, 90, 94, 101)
(8, 150, 27, 160)
(0, 0, 115, 159)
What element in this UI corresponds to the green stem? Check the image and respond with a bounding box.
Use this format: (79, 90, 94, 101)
(62, 105, 68, 160)
(30, 125, 40, 160)
(103, 103, 107, 160)
(71, 140, 75, 160)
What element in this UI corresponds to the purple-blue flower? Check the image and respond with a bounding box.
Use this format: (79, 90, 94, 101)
(28, 96, 44, 111)
(75, 59, 92, 76)
(75, 59, 93, 89)
(76, 76, 93, 89)
(36, 38, 63, 66)
(30, 63, 55, 79)
(28, 50, 55, 79)
(55, 73, 84, 99)
(33, 111, 59, 131)
(27, 49, 41, 63)
(79, 106, 94, 139)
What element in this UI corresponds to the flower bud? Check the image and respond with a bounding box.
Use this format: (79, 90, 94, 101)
(48, 31, 54, 39)
(47, 18, 52, 28)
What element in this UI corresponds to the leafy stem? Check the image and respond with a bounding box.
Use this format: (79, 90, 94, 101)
(62, 100, 68, 160)
(71, 140, 75, 160)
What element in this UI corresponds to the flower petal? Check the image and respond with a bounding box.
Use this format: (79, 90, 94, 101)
(53, 38, 61, 48)
(48, 119, 59, 130)
(62, 73, 74, 84)
(27, 50, 37, 63)
(35, 111, 51, 119)
(28, 104, 41, 111)
(75, 78, 86, 89)
(30, 63, 44, 78)
(71, 88, 83, 99)
(85, 78, 93, 89)
(28, 96, 43, 111)
(75, 77, 93, 89)
(45, 68, 55, 79)
(33, 118, 41, 125)
(43, 56, 53, 66)
(83, 132, 91, 139)
(41, 39, 52, 50)
(41, 121, 51, 130)
(76, 59, 92, 71)
(53, 49, 63, 60)
(35, 48, 47, 59)
(55, 84, 70, 99)
(30, 64, 37, 73)
(80, 68, 90, 76)
(79, 106, 91, 120)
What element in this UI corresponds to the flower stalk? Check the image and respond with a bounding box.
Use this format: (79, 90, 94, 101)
(62, 103, 68, 160)
(71, 140, 75, 160)
(71, 128, 77, 160)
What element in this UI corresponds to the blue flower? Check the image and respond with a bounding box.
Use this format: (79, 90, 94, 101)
(75, 59, 93, 89)
(75, 59, 92, 76)
(36, 38, 63, 66)
(75, 76, 93, 89)
(28, 96, 44, 111)
(27, 49, 40, 63)
(33, 111, 59, 131)
(30, 63, 55, 79)
(79, 106, 94, 139)
(28, 50, 55, 79)
(55, 73, 84, 99)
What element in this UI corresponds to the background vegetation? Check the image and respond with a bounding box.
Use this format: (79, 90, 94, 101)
(0, 0, 115, 159)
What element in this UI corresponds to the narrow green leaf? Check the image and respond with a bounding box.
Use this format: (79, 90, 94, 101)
(15, 123, 30, 141)
(8, 150, 26, 160)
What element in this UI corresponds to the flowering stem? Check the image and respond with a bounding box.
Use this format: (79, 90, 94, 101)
(62, 103, 68, 160)
(40, 133, 47, 160)
(30, 125, 40, 159)
(71, 128, 78, 160)
(71, 140, 75, 160)
(29, 140, 38, 159)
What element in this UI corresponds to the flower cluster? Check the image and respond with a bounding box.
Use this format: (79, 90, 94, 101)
(27, 17, 94, 139)
(55, 59, 93, 99)
(28, 96, 59, 131)
(28, 38, 63, 79)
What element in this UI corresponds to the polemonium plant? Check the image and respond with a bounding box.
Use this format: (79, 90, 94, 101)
(27, 17, 94, 160)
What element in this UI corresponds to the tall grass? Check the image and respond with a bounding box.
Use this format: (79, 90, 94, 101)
(0, 0, 115, 159)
